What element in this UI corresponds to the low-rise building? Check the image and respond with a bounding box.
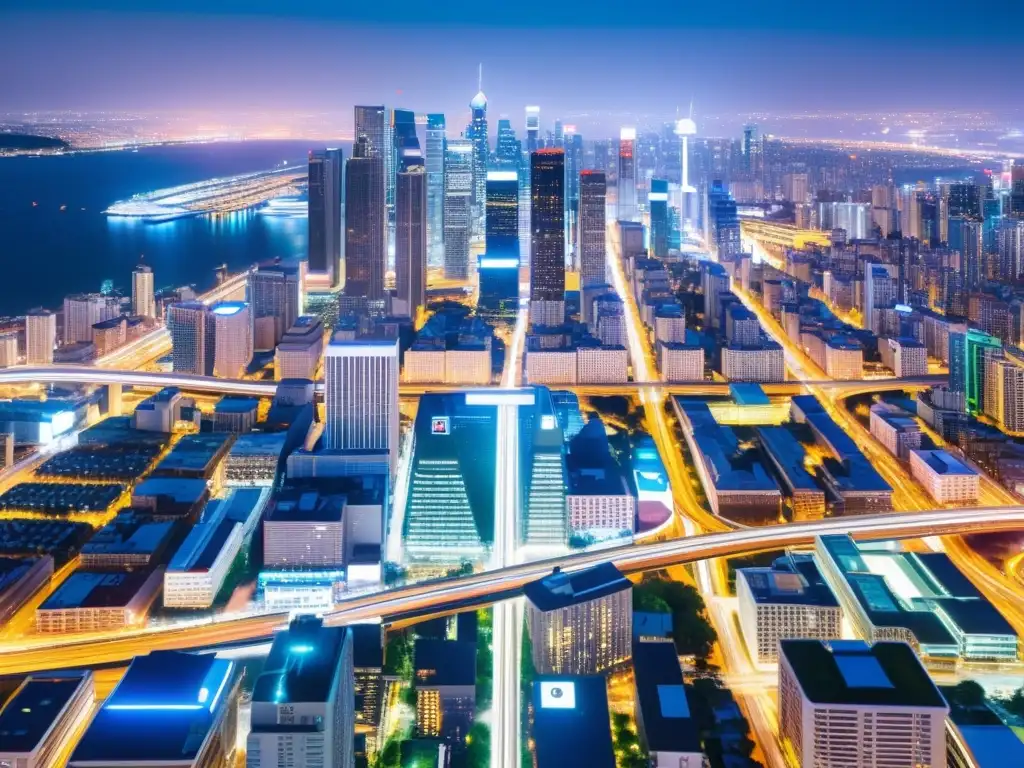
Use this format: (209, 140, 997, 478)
(36, 568, 165, 633)
(212, 396, 259, 433)
(910, 449, 980, 503)
(778, 640, 948, 768)
(0, 555, 53, 624)
(133, 387, 197, 433)
(0, 671, 95, 768)
(824, 335, 863, 379)
(532, 676, 615, 768)
(91, 316, 127, 357)
(659, 341, 705, 382)
(869, 403, 923, 460)
(736, 553, 841, 665)
(527, 349, 578, 385)
(224, 433, 287, 487)
(164, 517, 243, 609)
(720, 342, 785, 383)
(632, 641, 706, 768)
(80, 510, 178, 568)
(756, 427, 826, 520)
(414, 639, 477, 743)
(565, 418, 636, 541)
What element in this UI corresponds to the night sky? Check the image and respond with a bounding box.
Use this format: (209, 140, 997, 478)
(3, 1, 1023, 123)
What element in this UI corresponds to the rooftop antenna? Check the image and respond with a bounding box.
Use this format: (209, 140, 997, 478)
(478, 63, 483, 93)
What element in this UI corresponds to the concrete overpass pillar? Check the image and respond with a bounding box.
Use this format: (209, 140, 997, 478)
(107, 383, 123, 417)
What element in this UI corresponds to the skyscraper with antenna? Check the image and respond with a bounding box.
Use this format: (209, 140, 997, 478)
(466, 64, 490, 238)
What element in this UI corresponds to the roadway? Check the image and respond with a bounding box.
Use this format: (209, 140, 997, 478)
(2, 508, 1022, 677)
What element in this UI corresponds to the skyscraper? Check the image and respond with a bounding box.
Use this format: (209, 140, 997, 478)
(578, 171, 607, 288)
(132, 264, 155, 319)
(324, 338, 399, 472)
(425, 113, 446, 267)
(495, 119, 519, 167)
(248, 616, 355, 768)
(354, 105, 391, 222)
(525, 106, 541, 154)
(443, 138, 474, 280)
(167, 301, 214, 376)
(742, 123, 764, 182)
(617, 128, 637, 222)
(249, 262, 300, 348)
(466, 72, 489, 237)
(25, 308, 56, 365)
(396, 163, 427, 318)
(520, 387, 568, 546)
(563, 128, 583, 249)
(531, 149, 566, 326)
(307, 148, 343, 285)
(345, 137, 386, 300)
(63, 293, 117, 345)
(649, 178, 670, 258)
(210, 302, 253, 378)
(478, 170, 520, 316)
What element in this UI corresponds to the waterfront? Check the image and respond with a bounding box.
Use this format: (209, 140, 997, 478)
(0, 140, 329, 316)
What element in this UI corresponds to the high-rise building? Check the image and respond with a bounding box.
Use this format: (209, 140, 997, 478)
(947, 182, 981, 219)
(345, 136, 386, 300)
(63, 293, 117, 344)
(132, 264, 155, 319)
(579, 171, 607, 289)
(466, 73, 489, 237)
(531, 149, 566, 325)
(167, 301, 215, 376)
(617, 128, 637, 222)
(396, 163, 427, 319)
(997, 219, 1024, 282)
(563, 129, 583, 247)
(25, 308, 56, 365)
(248, 616, 355, 768)
(249, 262, 300, 349)
(443, 138, 474, 280)
(354, 105, 391, 222)
(778, 639, 947, 768)
(525, 106, 541, 154)
(495, 118, 519, 167)
(949, 328, 1001, 414)
(324, 338, 399, 472)
(649, 178, 670, 258)
(706, 181, 741, 260)
(742, 123, 764, 182)
(525, 563, 632, 675)
(425, 113, 446, 267)
(520, 387, 568, 546)
(307, 148, 343, 285)
(478, 170, 520, 316)
(210, 302, 253, 379)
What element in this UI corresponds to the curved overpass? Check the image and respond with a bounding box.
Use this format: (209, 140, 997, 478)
(0, 506, 1020, 675)
(3, 366, 945, 398)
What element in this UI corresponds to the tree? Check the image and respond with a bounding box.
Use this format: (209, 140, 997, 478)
(1004, 685, 1024, 719)
(375, 739, 400, 768)
(465, 722, 491, 768)
(633, 589, 671, 615)
(951, 680, 987, 709)
(384, 632, 413, 678)
(632, 580, 717, 659)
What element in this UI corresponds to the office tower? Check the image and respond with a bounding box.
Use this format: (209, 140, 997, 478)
(742, 123, 764, 179)
(324, 338, 399, 471)
(617, 128, 637, 222)
(526, 105, 541, 153)
(520, 387, 568, 546)
(395, 163, 427, 318)
(675, 116, 698, 228)
(706, 181, 741, 260)
(249, 261, 300, 348)
(132, 264, 155, 319)
(949, 329, 1001, 414)
(443, 138, 473, 280)
(649, 178, 670, 258)
(702, 262, 730, 330)
(985, 357, 1024, 432)
(778, 640, 947, 768)
(467, 72, 489, 236)
(564, 128, 583, 247)
(403, 393, 496, 562)
(478, 170, 520, 316)
(167, 301, 214, 375)
(947, 182, 981, 219)
(525, 563, 632, 675)
(71, 652, 240, 768)
(519, 153, 532, 267)
(0, 332, 17, 367)
(1011, 164, 1024, 218)
(354, 105, 391, 221)
(579, 171, 607, 288)
(413, 639, 478, 742)
(530, 149, 566, 325)
(63, 293, 117, 344)
(553, 119, 564, 146)
(863, 262, 897, 333)
(962, 218, 984, 289)
(210, 302, 253, 378)
(308, 148, 343, 285)
(998, 219, 1024, 282)
(275, 316, 324, 381)
(495, 118, 519, 167)
(345, 136, 386, 300)
(248, 617, 355, 768)
(392, 108, 420, 167)
(425, 113, 446, 266)
(25, 308, 56, 365)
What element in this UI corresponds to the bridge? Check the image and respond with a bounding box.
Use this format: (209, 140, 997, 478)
(2, 366, 946, 398)
(740, 218, 832, 250)
(0, 506, 1018, 676)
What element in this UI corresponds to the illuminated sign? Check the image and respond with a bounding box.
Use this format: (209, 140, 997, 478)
(894, 304, 912, 314)
(541, 414, 556, 430)
(431, 416, 450, 435)
(487, 170, 518, 182)
(479, 258, 519, 270)
(465, 390, 535, 406)
(539, 681, 576, 709)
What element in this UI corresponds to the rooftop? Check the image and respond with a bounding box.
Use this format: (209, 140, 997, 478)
(0, 672, 91, 755)
(532, 676, 615, 768)
(524, 563, 631, 612)
(730, 382, 769, 406)
(81, 511, 177, 559)
(215, 396, 260, 414)
(913, 449, 977, 476)
(413, 639, 477, 688)
(632, 641, 702, 755)
(132, 477, 209, 505)
(781, 639, 947, 709)
(252, 617, 348, 705)
(168, 518, 239, 572)
(738, 553, 838, 607)
(41, 569, 157, 610)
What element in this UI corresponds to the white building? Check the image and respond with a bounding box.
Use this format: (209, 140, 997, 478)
(274, 315, 324, 381)
(869, 404, 922, 460)
(164, 519, 244, 609)
(264, 501, 344, 569)
(736, 554, 842, 665)
(0, 332, 18, 367)
(402, 349, 446, 383)
(577, 346, 628, 384)
(25, 308, 56, 365)
(63, 293, 118, 345)
(444, 348, 491, 385)
(132, 263, 156, 319)
(778, 639, 948, 768)
(324, 338, 399, 473)
(659, 342, 704, 382)
(888, 337, 928, 377)
(721, 343, 785, 383)
(526, 350, 578, 385)
(36, 569, 164, 634)
(0, 671, 95, 768)
(654, 311, 686, 344)
(210, 301, 253, 378)
(910, 449, 979, 504)
(824, 336, 863, 379)
(247, 617, 355, 768)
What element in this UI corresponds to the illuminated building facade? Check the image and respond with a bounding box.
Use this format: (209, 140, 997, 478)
(519, 387, 568, 546)
(949, 329, 1001, 414)
(425, 113, 446, 266)
(617, 127, 637, 222)
(395, 163, 427, 318)
(25, 308, 56, 365)
(168, 301, 215, 376)
(443, 138, 473, 280)
(649, 178, 669, 258)
(525, 563, 632, 675)
(579, 170, 607, 288)
(210, 301, 253, 379)
(466, 80, 489, 236)
(530, 149, 566, 325)
(307, 148, 342, 285)
(132, 263, 156, 319)
(478, 170, 520, 317)
(345, 136, 386, 300)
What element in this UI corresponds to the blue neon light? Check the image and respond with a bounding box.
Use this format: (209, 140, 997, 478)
(106, 704, 204, 711)
(289, 644, 315, 654)
(207, 661, 233, 712)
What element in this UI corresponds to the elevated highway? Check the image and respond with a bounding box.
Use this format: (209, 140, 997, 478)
(0, 506, 1020, 676)
(740, 218, 832, 250)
